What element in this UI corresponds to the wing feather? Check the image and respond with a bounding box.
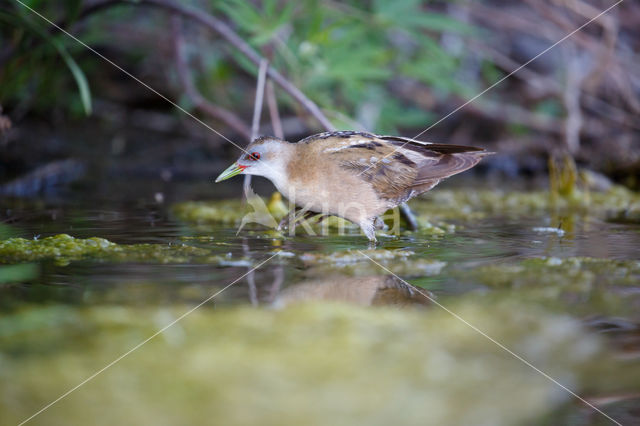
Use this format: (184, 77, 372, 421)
(300, 132, 490, 202)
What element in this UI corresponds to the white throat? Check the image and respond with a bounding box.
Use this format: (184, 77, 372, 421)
(247, 143, 294, 195)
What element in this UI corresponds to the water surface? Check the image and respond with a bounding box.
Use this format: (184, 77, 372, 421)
(1, 177, 639, 425)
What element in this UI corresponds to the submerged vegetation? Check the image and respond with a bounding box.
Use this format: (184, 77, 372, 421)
(452, 256, 640, 320)
(172, 185, 640, 228)
(3, 301, 639, 426)
(1, 184, 639, 423)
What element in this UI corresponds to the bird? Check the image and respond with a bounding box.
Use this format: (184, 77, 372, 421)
(215, 131, 491, 242)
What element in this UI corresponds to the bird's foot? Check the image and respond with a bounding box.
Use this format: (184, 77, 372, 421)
(277, 208, 317, 234)
(277, 207, 300, 231)
(277, 216, 288, 231)
(373, 216, 388, 231)
(360, 219, 378, 245)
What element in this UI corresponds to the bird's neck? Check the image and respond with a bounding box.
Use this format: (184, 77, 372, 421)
(260, 142, 296, 194)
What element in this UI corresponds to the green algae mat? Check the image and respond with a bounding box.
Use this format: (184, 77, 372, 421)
(2, 302, 639, 426)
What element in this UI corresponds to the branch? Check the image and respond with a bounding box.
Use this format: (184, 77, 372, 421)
(564, 51, 587, 154)
(250, 60, 269, 141)
(171, 16, 250, 139)
(83, 0, 335, 132)
(474, 42, 640, 132)
(465, 99, 605, 139)
(266, 80, 284, 139)
(0, 104, 12, 139)
(244, 58, 269, 199)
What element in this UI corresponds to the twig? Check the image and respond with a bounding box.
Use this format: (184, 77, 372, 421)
(474, 42, 640, 131)
(568, 0, 618, 92)
(564, 50, 588, 154)
(0, 104, 12, 138)
(250, 59, 268, 141)
(471, 42, 561, 98)
(171, 15, 250, 139)
(82, 0, 335, 132)
(244, 59, 268, 199)
(266, 80, 284, 139)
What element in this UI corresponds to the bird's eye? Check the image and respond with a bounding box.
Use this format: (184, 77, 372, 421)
(249, 152, 260, 161)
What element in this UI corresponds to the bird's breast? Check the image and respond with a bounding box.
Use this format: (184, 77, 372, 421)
(282, 159, 388, 221)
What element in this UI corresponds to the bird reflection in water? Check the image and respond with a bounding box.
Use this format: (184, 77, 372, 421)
(273, 275, 432, 308)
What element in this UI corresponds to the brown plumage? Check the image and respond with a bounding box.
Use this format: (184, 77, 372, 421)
(215, 131, 491, 242)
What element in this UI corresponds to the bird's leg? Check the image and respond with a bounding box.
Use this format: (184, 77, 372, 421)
(315, 214, 328, 224)
(373, 216, 388, 231)
(399, 203, 419, 231)
(314, 214, 332, 235)
(277, 206, 301, 231)
(294, 209, 317, 222)
(290, 209, 316, 233)
(279, 207, 317, 233)
(359, 218, 377, 244)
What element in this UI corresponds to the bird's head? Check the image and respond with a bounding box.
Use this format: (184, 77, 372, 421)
(215, 136, 290, 183)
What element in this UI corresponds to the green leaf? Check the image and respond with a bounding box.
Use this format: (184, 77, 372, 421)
(405, 13, 476, 35)
(53, 40, 92, 116)
(1, 9, 92, 115)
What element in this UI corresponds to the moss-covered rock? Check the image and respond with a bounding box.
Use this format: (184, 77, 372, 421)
(172, 199, 249, 225)
(0, 234, 234, 266)
(412, 186, 640, 221)
(460, 257, 640, 289)
(1, 301, 634, 426)
(452, 256, 640, 318)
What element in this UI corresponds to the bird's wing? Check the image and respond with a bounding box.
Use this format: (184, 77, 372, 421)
(320, 133, 489, 202)
(377, 135, 490, 185)
(324, 136, 417, 203)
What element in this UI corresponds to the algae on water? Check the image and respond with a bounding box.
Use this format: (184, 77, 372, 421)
(171, 193, 452, 234)
(300, 249, 447, 277)
(171, 186, 639, 239)
(452, 256, 640, 318)
(411, 186, 640, 221)
(2, 301, 636, 426)
(0, 234, 231, 266)
(459, 256, 640, 289)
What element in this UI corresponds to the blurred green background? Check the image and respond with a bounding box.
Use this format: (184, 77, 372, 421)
(1, 0, 639, 193)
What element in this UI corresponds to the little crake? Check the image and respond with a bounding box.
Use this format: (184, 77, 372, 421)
(215, 131, 491, 242)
